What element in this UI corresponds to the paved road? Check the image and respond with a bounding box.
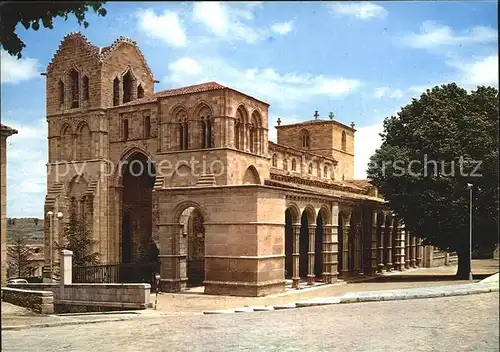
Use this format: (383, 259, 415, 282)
(2, 292, 498, 352)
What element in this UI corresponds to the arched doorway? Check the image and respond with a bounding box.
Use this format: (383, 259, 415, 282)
(120, 152, 157, 283)
(284, 209, 294, 279)
(299, 212, 309, 278)
(177, 206, 206, 287)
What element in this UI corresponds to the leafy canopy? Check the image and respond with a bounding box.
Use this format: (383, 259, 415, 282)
(368, 83, 499, 258)
(0, 1, 107, 58)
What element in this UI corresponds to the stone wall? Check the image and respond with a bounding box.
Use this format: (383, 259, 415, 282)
(422, 246, 458, 268)
(7, 283, 150, 312)
(1, 287, 54, 314)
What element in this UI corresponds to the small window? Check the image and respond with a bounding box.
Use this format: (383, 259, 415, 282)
(316, 162, 321, 177)
(69, 68, 79, 109)
(123, 119, 129, 140)
(308, 163, 313, 174)
(300, 129, 310, 149)
(82, 75, 89, 101)
(59, 80, 65, 106)
(272, 154, 277, 167)
(123, 71, 134, 103)
(113, 77, 120, 106)
(341, 131, 347, 151)
(283, 159, 288, 171)
(324, 166, 328, 178)
(144, 115, 151, 138)
(137, 84, 144, 99)
(291, 159, 296, 171)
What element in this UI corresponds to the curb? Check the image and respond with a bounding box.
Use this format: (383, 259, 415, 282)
(2, 316, 135, 331)
(201, 282, 499, 315)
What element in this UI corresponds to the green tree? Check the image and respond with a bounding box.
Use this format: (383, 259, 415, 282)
(0, 1, 107, 58)
(56, 212, 100, 267)
(7, 233, 33, 278)
(368, 83, 499, 278)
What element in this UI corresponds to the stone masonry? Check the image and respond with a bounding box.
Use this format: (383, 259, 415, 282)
(1, 124, 18, 286)
(42, 33, 425, 296)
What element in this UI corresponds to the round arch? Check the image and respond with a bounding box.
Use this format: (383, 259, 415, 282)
(285, 202, 301, 224)
(301, 205, 316, 224)
(172, 200, 207, 224)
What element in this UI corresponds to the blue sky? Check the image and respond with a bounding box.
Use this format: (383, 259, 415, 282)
(1, 1, 498, 217)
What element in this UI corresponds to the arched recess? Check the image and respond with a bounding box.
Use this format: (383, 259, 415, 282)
(249, 110, 261, 154)
(300, 129, 310, 149)
(77, 122, 91, 160)
(120, 151, 157, 272)
(194, 102, 213, 149)
(172, 106, 189, 150)
(235, 105, 248, 150)
(299, 205, 316, 278)
(315, 206, 331, 279)
(60, 124, 73, 161)
(67, 67, 80, 109)
(67, 175, 88, 219)
(242, 165, 261, 184)
(122, 69, 136, 103)
(169, 164, 196, 187)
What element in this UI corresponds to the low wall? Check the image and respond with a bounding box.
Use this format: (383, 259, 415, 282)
(1, 287, 54, 314)
(423, 246, 458, 268)
(7, 283, 150, 313)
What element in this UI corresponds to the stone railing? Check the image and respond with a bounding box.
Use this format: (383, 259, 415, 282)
(1, 287, 54, 314)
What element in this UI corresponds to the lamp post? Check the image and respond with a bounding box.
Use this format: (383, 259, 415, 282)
(46, 211, 63, 281)
(466, 183, 473, 281)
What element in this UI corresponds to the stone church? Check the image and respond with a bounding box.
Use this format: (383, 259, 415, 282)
(43, 33, 424, 297)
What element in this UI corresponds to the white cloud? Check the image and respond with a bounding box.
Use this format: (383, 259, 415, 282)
(4, 118, 48, 217)
(191, 2, 265, 43)
(354, 122, 384, 179)
(136, 9, 187, 47)
(168, 57, 203, 76)
(373, 87, 404, 99)
(165, 57, 360, 109)
(330, 2, 388, 20)
(271, 21, 293, 35)
(448, 53, 498, 86)
(0, 50, 41, 84)
(401, 21, 497, 49)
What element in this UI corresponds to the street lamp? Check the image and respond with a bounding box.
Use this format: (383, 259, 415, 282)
(466, 183, 473, 281)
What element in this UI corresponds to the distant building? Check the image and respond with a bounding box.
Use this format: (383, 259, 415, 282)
(1, 123, 18, 285)
(7, 244, 45, 278)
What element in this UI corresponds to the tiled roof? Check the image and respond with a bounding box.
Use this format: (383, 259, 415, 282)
(343, 179, 375, 189)
(117, 82, 227, 108)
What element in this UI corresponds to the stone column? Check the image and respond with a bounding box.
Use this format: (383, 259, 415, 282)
(60, 249, 73, 285)
(417, 238, 423, 267)
(377, 216, 385, 274)
(322, 224, 336, 284)
(400, 226, 406, 271)
(292, 224, 300, 288)
(405, 230, 411, 269)
(307, 225, 316, 285)
(411, 235, 417, 268)
(394, 223, 404, 271)
(385, 216, 394, 272)
(341, 214, 351, 275)
(371, 212, 378, 274)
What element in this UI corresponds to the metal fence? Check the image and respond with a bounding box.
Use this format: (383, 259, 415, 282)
(72, 262, 160, 287)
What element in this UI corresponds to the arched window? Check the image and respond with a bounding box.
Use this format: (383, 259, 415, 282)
(250, 112, 260, 154)
(144, 115, 151, 138)
(69, 68, 79, 109)
(82, 75, 89, 101)
(177, 111, 188, 150)
(199, 106, 212, 149)
(283, 158, 288, 171)
(272, 154, 277, 167)
(235, 106, 246, 150)
(324, 166, 328, 178)
(341, 131, 347, 151)
(291, 159, 296, 171)
(123, 70, 134, 103)
(77, 123, 91, 160)
(316, 162, 321, 177)
(137, 84, 144, 99)
(113, 77, 120, 106)
(308, 163, 313, 174)
(300, 129, 310, 149)
(123, 119, 129, 140)
(59, 80, 65, 106)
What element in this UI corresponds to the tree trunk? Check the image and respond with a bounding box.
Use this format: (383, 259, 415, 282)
(456, 247, 471, 279)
